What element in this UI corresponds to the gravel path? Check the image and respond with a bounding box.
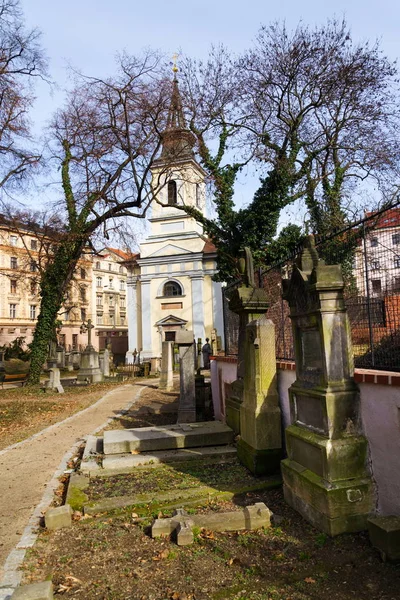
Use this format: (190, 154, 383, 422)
(0, 382, 149, 595)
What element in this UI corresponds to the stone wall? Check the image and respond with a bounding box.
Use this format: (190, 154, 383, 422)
(211, 356, 400, 517)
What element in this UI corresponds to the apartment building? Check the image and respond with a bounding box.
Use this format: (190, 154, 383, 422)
(0, 215, 130, 359)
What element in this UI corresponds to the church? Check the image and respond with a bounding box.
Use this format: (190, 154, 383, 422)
(126, 75, 224, 361)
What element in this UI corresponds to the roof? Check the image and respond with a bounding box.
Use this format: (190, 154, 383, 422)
(203, 240, 217, 254)
(365, 208, 400, 230)
(106, 247, 137, 261)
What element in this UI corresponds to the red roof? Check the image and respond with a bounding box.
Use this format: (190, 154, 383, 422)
(106, 247, 137, 261)
(365, 208, 400, 230)
(203, 240, 217, 254)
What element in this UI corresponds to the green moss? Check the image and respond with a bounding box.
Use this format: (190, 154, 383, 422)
(67, 486, 89, 511)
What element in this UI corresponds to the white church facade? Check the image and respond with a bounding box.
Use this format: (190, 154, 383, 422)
(126, 77, 224, 360)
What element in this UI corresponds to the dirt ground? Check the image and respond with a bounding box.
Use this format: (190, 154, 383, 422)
(22, 485, 400, 600)
(0, 381, 133, 450)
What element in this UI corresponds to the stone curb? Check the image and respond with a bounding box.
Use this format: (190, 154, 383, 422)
(0, 384, 146, 600)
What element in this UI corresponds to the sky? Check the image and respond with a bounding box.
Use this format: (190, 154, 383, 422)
(19, 0, 400, 232)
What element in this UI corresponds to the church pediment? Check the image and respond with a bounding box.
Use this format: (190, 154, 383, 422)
(148, 244, 192, 257)
(155, 314, 188, 327)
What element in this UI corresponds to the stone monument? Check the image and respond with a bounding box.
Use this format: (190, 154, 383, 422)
(176, 330, 196, 423)
(99, 348, 110, 377)
(281, 237, 374, 535)
(45, 367, 64, 394)
(225, 248, 270, 434)
(77, 319, 103, 384)
(159, 340, 174, 391)
(237, 315, 282, 475)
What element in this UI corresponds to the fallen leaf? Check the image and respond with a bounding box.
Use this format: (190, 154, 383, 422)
(304, 577, 316, 584)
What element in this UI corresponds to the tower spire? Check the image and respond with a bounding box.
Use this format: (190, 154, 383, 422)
(159, 56, 196, 162)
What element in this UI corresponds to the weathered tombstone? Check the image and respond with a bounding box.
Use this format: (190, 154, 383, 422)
(72, 351, 80, 370)
(45, 367, 64, 393)
(237, 315, 282, 475)
(77, 320, 103, 384)
(56, 345, 65, 368)
(225, 248, 269, 434)
(159, 341, 174, 391)
(65, 352, 74, 372)
(99, 348, 110, 377)
(281, 237, 374, 536)
(176, 330, 196, 423)
(0, 350, 5, 374)
(47, 339, 58, 369)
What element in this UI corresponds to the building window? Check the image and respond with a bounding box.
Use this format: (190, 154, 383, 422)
(119, 266, 124, 274)
(9, 235, 17, 246)
(119, 280, 125, 291)
(109, 278, 114, 289)
(10, 279, 17, 294)
(80, 268, 86, 279)
(109, 295, 114, 306)
(95, 261, 101, 269)
(80, 308, 86, 321)
(392, 233, 400, 245)
(96, 276, 102, 288)
(9, 304, 16, 318)
(30, 261, 37, 272)
(394, 277, 400, 291)
(120, 296, 126, 308)
(30, 305, 36, 320)
(370, 237, 378, 247)
(96, 295, 102, 306)
(163, 281, 182, 297)
(97, 314, 103, 325)
(108, 263, 112, 271)
(72, 334, 78, 350)
(370, 260, 380, 270)
(30, 239, 37, 250)
(394, 257, 400, 269)
(10, 256, 17, 269)
(120, 316, 125, 326)
(168, 180, 177, 205)
(30, 280, 37, 295)
(371, 279, 382, 294)
(79, 286, 86, 302)
(165, 331, 176, 342)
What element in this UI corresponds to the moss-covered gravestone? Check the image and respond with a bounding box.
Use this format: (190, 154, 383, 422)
(281, 237, 374, 536)
(237, 315, 282, 475)
(226, 248, 270, 434)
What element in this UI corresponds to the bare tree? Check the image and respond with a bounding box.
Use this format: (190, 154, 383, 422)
(178, 20, 400, 278)
(27, 51, 171, 384)
(0, 0, 47, 196)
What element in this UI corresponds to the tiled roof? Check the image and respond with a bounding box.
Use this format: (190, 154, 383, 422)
(203, 240, 217, 254)
(365, 208, 400, 230)
(106, 247, 137, 261)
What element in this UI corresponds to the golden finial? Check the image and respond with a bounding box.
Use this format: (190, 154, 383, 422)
(172, 53, 179, 74)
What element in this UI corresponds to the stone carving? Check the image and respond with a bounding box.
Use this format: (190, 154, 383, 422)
(281, 236, 374, 536)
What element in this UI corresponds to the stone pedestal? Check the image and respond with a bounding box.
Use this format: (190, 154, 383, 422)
(77, 346, 103, 383)
(159, 341, 174, 391)
(237, 315, 281, 475)
(99, 348, 110, 377)
(176, 330, 196, 423)
(281, 237, 374, 536)
(45, 367, 64, 393)
(226, 285, 269, 434)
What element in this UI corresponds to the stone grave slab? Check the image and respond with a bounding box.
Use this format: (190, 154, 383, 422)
(103, 421, 234, 455)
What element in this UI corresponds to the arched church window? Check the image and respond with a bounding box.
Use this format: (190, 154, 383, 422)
(164, 281, 182, 297)
(168, 180, 177, 205)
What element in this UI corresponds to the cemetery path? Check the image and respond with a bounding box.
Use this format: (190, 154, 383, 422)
(0, 382, 148, 581)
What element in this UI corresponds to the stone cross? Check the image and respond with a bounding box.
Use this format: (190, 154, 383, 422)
(86, 319, 94, 349)
(152, 503, 272, 546)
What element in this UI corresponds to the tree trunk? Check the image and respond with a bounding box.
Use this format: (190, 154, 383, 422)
(26, 238, 85, 386)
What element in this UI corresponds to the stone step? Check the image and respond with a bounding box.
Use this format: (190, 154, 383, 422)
(101, 445, 237, 474)
(103, 421, 234, 455)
